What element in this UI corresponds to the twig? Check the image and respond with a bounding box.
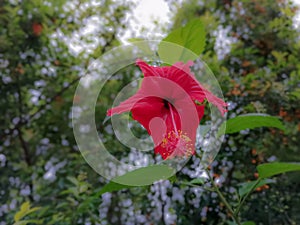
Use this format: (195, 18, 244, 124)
(234, 178, 261, 217)
(206, 169, 241, 225)
(16, 73, 34, 201)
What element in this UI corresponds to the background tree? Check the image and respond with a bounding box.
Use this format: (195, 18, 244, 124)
(168, 0, 300, 224)
(0, 0, 132, 223)
(1, 0, 299, 224)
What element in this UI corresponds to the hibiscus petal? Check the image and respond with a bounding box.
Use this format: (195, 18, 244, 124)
(167, 60, 228, 116)
(130, 97, 164, 132)
(107, 92, 145, 116)
(170, 60, 194, 77)
(136, 60, 162, 77)
(191, 84, 228, 116)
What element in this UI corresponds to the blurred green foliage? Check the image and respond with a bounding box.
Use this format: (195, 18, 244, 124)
(170, 0, 300, 224)
(0, 0, 132, 224)
(0, 0, 299, 224)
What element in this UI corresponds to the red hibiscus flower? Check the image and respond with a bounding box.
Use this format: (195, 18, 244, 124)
(107, 60, 227, 160)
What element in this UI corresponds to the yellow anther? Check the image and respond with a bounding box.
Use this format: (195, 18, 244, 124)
(160, 130, 194, 159)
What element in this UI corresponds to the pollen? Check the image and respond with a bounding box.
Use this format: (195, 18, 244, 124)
(160, 130, 194, 159)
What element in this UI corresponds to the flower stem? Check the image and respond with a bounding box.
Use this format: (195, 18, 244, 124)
(234, 178, 262, 217)
(206, 169, 241, 225)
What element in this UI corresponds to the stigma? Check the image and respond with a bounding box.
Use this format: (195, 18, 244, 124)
(160, 130, 194, 159)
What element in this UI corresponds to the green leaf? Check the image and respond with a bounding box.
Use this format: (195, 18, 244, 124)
(113, 165, 175, 186)
(227, 221, 256, 225)
(238, 178, 275, 198)
(158, 19, 206, 64)
(257, 162, 300, 179)
(219, 114, 285, 135)
(98, 165, 174, 194)
(13, 220, 43, 225)
(290, 88, 300, 98)
(78, 183, 89, 193)
(67, 176, 79, 186)
(14, 202, 41, 222)
(20, 202, 30, 213)
(190, 177, 206, 185)
(227, 221, 237, 225)
(98, 181, 134, 195)
(14, 202, 30, 222)
(168, 175, 177, 183)
(242, 222, 256, 225)
(25, 207, 41, 216)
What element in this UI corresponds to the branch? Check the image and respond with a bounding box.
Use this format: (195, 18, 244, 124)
(206, 169, 241, 225)
(234, 178, 261, 217)
(1, 28, 120, 141)
(16, 73, 34, 201)
(17, 128, 31, 165)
